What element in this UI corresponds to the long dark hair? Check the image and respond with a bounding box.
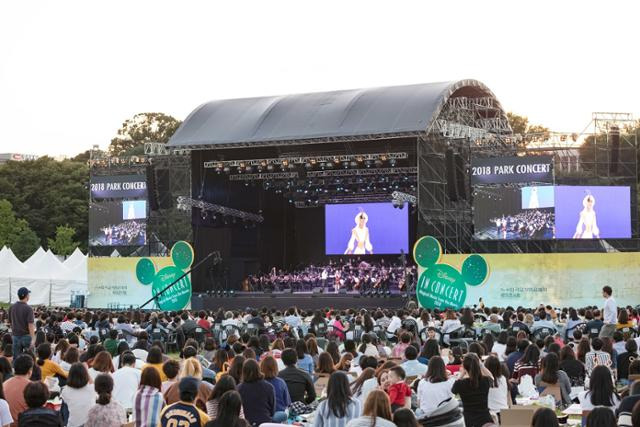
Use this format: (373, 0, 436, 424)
(419, 339, 439, 359)
(208, 374, 237, 401)
(585, 406, 617, 427)
(483, 355, 503, 387)
(325, 371, 352, 418)
(540, 353, 560, 384)
(462, 353, 482, 389)
(351, 367, 375, 396)
(531, 407, 559, 427)
(425, 356, 447, 383)
(95, 374, 114, 405)
(518, 344, 540, 365)
(215, 390, 244, 427)
(589, 365, 618, 406)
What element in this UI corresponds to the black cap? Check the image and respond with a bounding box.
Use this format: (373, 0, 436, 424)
(17, 287, 30, 299)
(179, 377, 199, 395)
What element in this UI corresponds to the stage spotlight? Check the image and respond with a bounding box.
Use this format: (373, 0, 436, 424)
(365, 160, 373, 168)
(342, 160, 349, 169)
(374, 159, 383, 168)
(245, 165, 253, 173)
(304, 161, 312, 170)
(223, 166, 231, 174)
(266, 164, 274, 172)
(201, 210, 208, 220)
(350, 161, 358, 168)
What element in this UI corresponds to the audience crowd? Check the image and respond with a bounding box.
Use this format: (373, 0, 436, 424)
(0, 285, 639, 427)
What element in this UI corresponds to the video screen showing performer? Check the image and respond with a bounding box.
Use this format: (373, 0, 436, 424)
(554, 186, 631, 239)
(473, 187, 555, 240)
(325, 202, 408, 255)
(89, 201, 147, 246)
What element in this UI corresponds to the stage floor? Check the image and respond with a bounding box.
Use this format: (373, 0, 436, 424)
(191, 291, 410, 311)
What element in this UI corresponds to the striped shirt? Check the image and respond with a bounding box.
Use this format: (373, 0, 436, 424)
(313, 397, 361, 427)
(585, 350, 612, 375)
(134, 385, 164, 427)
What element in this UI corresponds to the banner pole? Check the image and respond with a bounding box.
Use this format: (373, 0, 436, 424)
(139, 251, 216, 310)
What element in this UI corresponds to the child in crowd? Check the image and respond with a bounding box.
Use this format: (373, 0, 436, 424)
(386, 366, 411, 412)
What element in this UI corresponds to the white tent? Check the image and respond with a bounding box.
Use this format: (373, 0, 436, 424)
(0, 246, 87, 306)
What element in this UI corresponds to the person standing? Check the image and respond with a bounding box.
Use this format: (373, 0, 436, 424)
(8, 287, 34, 359)
(600, 286, 617, 339)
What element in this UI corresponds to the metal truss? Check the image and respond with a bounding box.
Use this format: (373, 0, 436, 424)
(229, 172, 299, 181)
(392, 191, 417, 206)
(306, 167, 417, 178)
(176, 196, 264, 223)
(204, 152, 408, 168)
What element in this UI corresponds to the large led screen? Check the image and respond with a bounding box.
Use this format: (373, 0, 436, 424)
(474, 185, 631, 240)
(89, 201, 147, 246)
(473, 187, 555, 240)
(554, 186, 631, 239)
(325, 202, 409, 255)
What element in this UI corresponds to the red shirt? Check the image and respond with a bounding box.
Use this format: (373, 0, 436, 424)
(197, 318, 211, 330)
(387, 382, 411, 406)
(446, 364, 462, 374)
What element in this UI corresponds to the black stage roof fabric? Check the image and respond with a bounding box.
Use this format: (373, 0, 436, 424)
(168, 80, 504, 149)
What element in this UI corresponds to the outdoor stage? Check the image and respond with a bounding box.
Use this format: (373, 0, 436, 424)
(190, 291, 409, 311)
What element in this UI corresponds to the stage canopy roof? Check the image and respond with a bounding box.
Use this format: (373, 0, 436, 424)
(168, 79, 506, 149)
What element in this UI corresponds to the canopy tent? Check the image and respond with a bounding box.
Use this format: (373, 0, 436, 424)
(0, 247, 87, 306)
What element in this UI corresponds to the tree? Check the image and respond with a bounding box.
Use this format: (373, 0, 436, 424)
(109, 112, 182, 156)
(507, 112, 549, 137)
(47, 225, 79, 256)
(0, 157, 89, 250)
(0, 200, 40, 261)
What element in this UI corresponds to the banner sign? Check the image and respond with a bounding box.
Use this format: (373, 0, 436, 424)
(471, 156, 553, 185)
(414, 236, 640, 309)
(90, 174, 147, 199)
(88, 241, 193, 310)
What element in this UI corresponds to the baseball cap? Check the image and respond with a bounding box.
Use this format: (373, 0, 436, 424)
(179, 377, 199, 395)
(17, 287, 30, 299)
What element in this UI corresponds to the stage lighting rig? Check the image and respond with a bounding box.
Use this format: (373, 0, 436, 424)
(391, 191, 417, 207)
(176, 196, 264, 223)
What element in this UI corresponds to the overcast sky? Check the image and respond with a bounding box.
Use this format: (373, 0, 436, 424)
(1, 1, 638, 157)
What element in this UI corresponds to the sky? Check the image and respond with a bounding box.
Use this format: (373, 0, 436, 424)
(1, 1, 639, 157)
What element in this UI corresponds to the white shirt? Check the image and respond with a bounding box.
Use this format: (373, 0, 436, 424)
(487, 376, 509, 413)
(61, 384, 96, 427)
(112, 366, 141, 410)
(603, 297, 617, 324)
(492, 343, 507, 361)
(417, 378, 456, 414)
(387, 316, 402, 334)
(0, 399, 12, 427)
(579, 390, 620, 411)
(357, 377, 379, 406)
(401, 360, 428, 377)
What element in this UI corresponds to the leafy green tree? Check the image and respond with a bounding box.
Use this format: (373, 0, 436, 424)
(109, 112, 182, 156)
(0, 157, 89, 250)
(0, 199, 40, 261)
(47, 225, 79, 256)
(507, 112, 549, 138)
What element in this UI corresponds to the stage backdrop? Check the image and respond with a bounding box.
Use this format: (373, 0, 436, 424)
(414, 236, 640, 309)
(88, 241, 193, 310)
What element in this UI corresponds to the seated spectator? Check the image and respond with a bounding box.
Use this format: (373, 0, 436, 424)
(452, 353, 494, 427)
(260, 356, 290, 422)
(278, 348, 316, 404)
(393, 408, 419, 427)
(17, 381, 62, 427)
(484, 355, 510, 417)
(346, 390, 394, 427)
(4, 354, 33, 423)
(618, 339, 638, 381)
(36, 343, 67, 380)
(296, 339, 314, 375)
(60, 363, 95, 427)
(164, 358, 211, 411)
(617, 380, 640, 426)
(534, 353, 572, 405)
(103, 329, 119, 356)
(313, 371, 361, 427)
(134, 366, 164, 427)
(558, 345, 585, 386)
(204, 390, 248, 427)
(579, 365, 620, 412)
(386, 366, 411, 412)
(586, 406, 617, 427)
(352, 367, 376, 405)
(161, 359, 181, 393)
(112, 351, 141, 411)
(391, 333, 411, 359)
(143, 346, 168, 381)
(482, 314, 502, 334)
(585, 338, 612, 375)
(160, 377, 210, 427)
(206, 374, 244, 419)
(317, 352, 337, 375)
(417, 355, 455, 415)
(237, 359, 275, 426)
(86, 374, 127, 427)
(531, 407, 559, 427)
(401, 345, 427, 377)
(512, 343, 540, 382)
(0, 375, 12, 426)
(357, 334, 379, 358)
(88, 351, 114, 380)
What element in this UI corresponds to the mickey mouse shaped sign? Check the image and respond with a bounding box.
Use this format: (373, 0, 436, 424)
(412, 236, 489, 310)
